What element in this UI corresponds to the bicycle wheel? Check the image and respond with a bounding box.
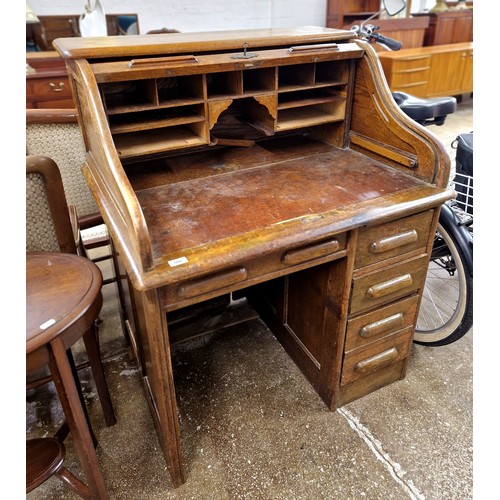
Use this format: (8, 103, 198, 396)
(414, 221, 473, 346)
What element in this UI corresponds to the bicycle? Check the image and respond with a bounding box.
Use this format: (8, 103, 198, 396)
(351, 1, 473, 346)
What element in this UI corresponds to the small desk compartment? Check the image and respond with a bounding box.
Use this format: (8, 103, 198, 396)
(102, 75, 209, 158)
(96, 52, 355, 160)
(277, 60, 349, 131)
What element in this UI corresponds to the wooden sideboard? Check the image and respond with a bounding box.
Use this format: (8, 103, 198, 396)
(26, 51, 73, 109)
(414, 9, 473, 46)
(53, 28, 452, 489)
(378, 42, 473, 97)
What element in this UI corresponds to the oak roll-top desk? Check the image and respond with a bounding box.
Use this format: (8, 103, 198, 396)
(53, 27, 452, 488)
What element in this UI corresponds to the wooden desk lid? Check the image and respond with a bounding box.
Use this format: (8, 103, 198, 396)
(52, 26, 356, 60)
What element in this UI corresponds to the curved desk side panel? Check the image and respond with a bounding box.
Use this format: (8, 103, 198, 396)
(67, 59, 154, 280)
(350, 41, 451, 189)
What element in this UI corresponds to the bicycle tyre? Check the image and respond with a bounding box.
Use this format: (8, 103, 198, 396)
(414, 220, 473, 346)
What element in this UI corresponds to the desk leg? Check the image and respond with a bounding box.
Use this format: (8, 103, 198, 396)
(141, 289, 185, 488)
(49, 336, 109, 500)
(83, 324, 117, 427)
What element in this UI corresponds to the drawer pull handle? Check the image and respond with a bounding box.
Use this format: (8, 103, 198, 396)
(370, 230, 418, 253)
(128, 55, 198, 68)
(282, 239, 340, 265)
(366, 273, 413, 299)
(354, 347, 399, 374)
(49, 82, 65, 92)
(360, 313, 404, 338)
(178, 267, 247, 298)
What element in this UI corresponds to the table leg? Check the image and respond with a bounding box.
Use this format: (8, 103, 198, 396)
(49, 336, 109, 500)
(68, 348, 98, 446)
(83, 324, 117, 427)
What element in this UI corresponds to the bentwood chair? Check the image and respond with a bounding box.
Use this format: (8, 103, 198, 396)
(26, 109, 128, 338)
(26, 109, 109, 255)
(26, 155, 116, 498)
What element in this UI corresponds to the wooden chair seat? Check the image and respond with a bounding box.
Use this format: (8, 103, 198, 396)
(26, 438, 90, 498)
(27, 251, 115, 499)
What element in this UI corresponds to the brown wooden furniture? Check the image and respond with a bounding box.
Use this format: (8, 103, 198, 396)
(26, 51, 73, 109)
(378, 42, 473, 97)
(26, 111, 111, 254)
(327, 15, 430, 51)
(26, 152, 128, 391)
(414, 9, 473, 46)
(53, 27, 452, 488)
(26, 251, 116, 499)
(355, 16, 430, 50)
(326, 0, 388, 29)
(27, 14, 140, 51)
(26, 438, 90, 497)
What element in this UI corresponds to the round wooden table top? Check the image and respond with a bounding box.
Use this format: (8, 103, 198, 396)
(26, 252, 103, 354)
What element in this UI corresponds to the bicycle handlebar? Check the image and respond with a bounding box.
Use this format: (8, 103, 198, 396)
(350, 24, 402, 51)
(369, 32, 402, 51)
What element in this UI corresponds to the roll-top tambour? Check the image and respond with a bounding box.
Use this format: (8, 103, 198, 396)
(177, 267, 247, 298)
(282, 238, 340, 265)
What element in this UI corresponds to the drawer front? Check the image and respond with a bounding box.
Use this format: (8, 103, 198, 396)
(355, 210, 433, 268)
(28, 77, 72, 100)
(392, 56, 431, 72)
(341, 328, 413, 385)
(391, 69, 430, 89)
(35, 98, 75, 109)
(350, 254, 429, 315)
(391, 82, 428, 97)
(164, 233, 347, 309)
(345, 295, 419, 353)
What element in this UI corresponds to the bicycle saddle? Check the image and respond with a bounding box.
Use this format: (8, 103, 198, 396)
(392, 92, 457, 126)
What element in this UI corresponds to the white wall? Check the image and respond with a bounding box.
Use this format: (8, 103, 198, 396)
(27, 0, 328, 34)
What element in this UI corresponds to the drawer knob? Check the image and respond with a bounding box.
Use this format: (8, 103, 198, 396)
(360, 313, 404, 338)
(354, 347, 399, 374)
(282, 239, 340, 265)
(370, 230, 418, 253)
(366, 273, 413, 299)
(49, 82, 65, 92)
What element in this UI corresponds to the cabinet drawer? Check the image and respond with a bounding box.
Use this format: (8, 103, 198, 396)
(27, 77, 72, 100)
(35, 98, 75, 109)
(391, 69, 430, 89)
(341, 328, 413, 385)
(392, 56, 431, 71)
(345, 295, 419, 353)
(355, 210, 433, 268)
(350, 254, 428, 315)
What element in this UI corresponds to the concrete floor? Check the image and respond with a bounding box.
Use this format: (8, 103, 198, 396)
(26, 96, 473, 500)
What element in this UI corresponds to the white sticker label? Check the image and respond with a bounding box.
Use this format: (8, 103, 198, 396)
(40, 319, 56, 330)
(168, 256, 188, 267)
